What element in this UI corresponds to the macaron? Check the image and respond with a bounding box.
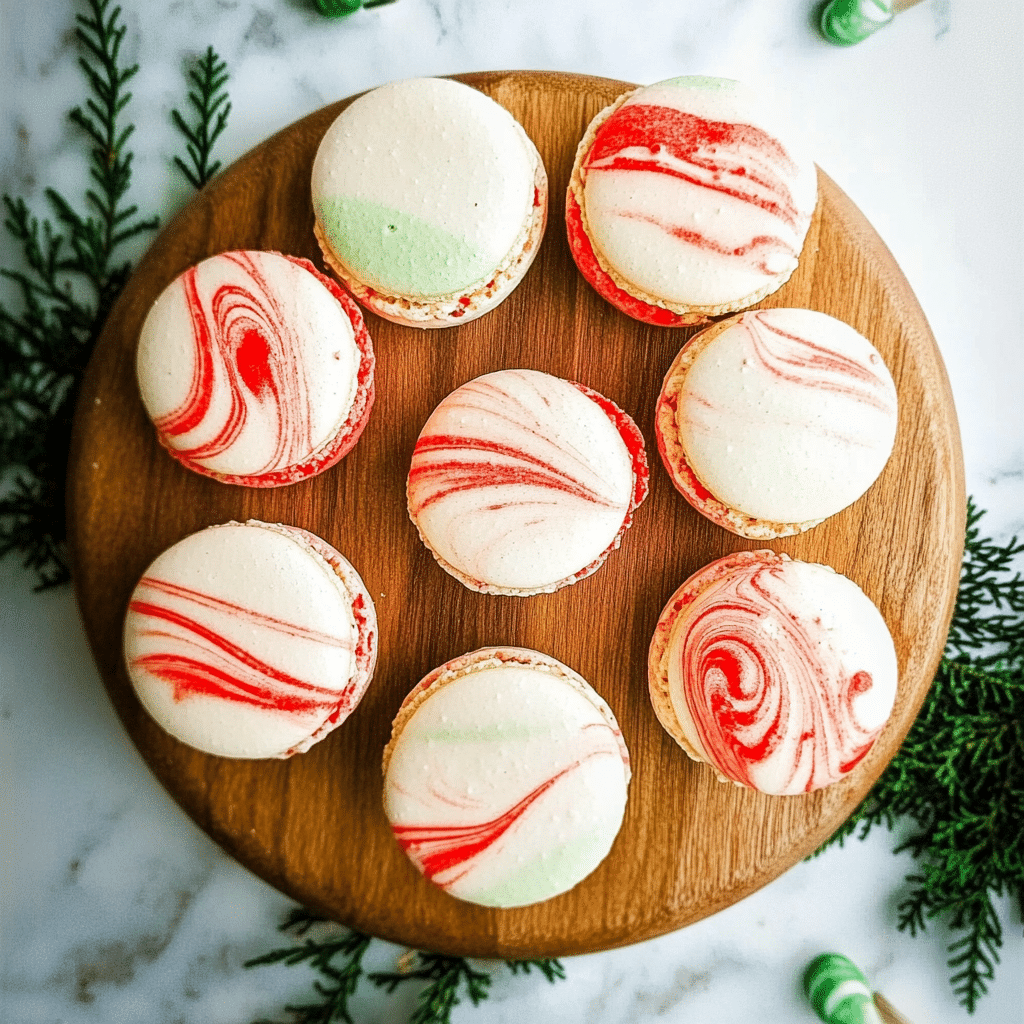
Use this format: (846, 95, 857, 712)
(655, 308, 898, 538)
(407, 368, 648, 595)
(648, 550, 898, 795)
(136, 250, 374, 487)
(123, 520, 377, 759)
(311, 77, 548, 328)
(382, 647, 631, 908)
(567, 76, 818, 325)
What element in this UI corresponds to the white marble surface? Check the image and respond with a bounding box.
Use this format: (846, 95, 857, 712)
(2, 1, 1023, 1022)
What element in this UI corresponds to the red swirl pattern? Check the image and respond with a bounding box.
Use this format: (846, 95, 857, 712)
(382, 647, 630, 905)
(127, 575, 361, 719)
(392, 747, 610, 890)
(653, 309, 898, 537)
(583, 103, 809, 276)
(148, 252, 374, 487)
(742, 311, 896, 417)
(568, 86, 815, 325)
(566, 189, 698, 327)
(407, 370, 648, 593)
(664, 554, 890, 794)
(586, 104, 806, 233)
(124, 523, 379, 759)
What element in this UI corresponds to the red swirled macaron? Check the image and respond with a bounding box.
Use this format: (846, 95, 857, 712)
(123, 520, 377, 759)
(382, 647, 631, 908)
(407, 368, 648, 595)
(567, 76, 817, 326)
(136, 250, 374, 487)
(655, 308, 898, 538)
(648, 550, 897, 795)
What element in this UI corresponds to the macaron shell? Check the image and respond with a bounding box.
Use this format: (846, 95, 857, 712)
(312, 77, 542, 302)
(136, 251, 374, 486)
(656, 309, 898, 535)
(407, 369, 648, 594)
(383, 646, 631, 772)
(569, 77, 817, 318)
(565, 187, 705, 327)
(257, 521, 379, 753)
(383, 647, 630, 908)
(123, 521, 377, 759)
(649, 551, 898, 795)
(314, 154, 547, 328)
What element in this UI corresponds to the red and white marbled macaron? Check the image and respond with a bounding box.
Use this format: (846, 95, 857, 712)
(123, 520, 377, 759)
(136, 250, 375, 487)
(655, 308, 898, 538)
(567, 76, 818, 326)
(383, 646, 631, 908)
(648, 550, 898, 795)
(407, 368, 648, 595)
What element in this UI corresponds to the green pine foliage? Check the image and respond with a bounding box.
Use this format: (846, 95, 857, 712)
(247, 909, 373, 1024)
(245, 909, 566, 1024)
(0, 2, 231, 588)
(371, 952, 493, 1024)
(171, 46, 232, 189)
(505, 957, 568, 983)
(0, 0, 157, 586)
(820, 498, 1024, 1012)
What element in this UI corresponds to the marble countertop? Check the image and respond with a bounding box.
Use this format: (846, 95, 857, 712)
(2, 1, 1022, 1022)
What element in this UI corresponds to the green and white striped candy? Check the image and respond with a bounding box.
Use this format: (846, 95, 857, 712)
(804, 953, 883, 1024)
(820, 0, 894, 46)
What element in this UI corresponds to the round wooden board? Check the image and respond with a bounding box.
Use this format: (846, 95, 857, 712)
(68, 71, 965, 958)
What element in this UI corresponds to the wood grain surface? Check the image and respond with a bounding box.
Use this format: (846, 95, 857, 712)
(67, 71, 965, 958)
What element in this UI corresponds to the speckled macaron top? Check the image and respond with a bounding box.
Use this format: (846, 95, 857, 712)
(136, 250, 374, 486)
(383, 646, 630, 908)
(648, 550, 898, 795)
(312, 77, 547, 326)
(655, 307, 898, 538)
(407, 369, 648, 594)
(567, 76, 817, 324)
(123, 520, 377, 759)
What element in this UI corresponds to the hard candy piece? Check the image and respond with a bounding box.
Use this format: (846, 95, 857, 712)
(804, 953, 883, 1024)
(314, 0, 362, 16)
(820, 0, 894, 46)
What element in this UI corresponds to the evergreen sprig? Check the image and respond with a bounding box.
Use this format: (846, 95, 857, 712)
(246, 909, 372, 1024)
(505, 957, 568, 983)
(0, 0, 158, 586)
(245, 909, 565, 1024)
(945, 500, 1024, 664)
(171, 45, 232, 189)
(0, 2, 231, 588)
(63, 0, 156, 316)
(370, 951, 493, 1024)
(820, 498, 1024, 1012)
